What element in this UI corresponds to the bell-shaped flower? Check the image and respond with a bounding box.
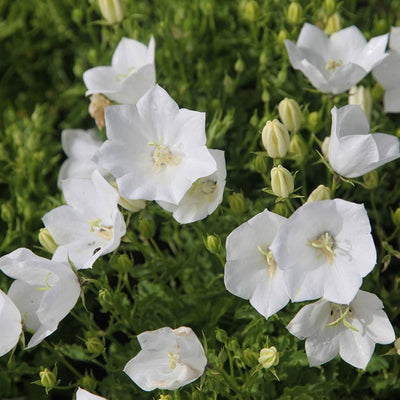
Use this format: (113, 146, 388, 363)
(0, 289, 22, 357)
(270, 199, 376, 304)
(329, 105, 400, 178)
(224, 209, 290, 319)
(43, 170, 126, 269)
(287, 290, 395, 369)
(285, 23, 388, 94)
(0, 248, 81, 348)
(157, 149, 226, 224)
(83, 36, 156, 104)
(96, 84, 217, 205)
(373, 27, 400, 112)
(58, 129, 103, 189)
(76, 387, 108, 400)
(124, 326, 207, 391)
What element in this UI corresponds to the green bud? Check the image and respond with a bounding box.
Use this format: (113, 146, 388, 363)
(277, 29, 288, 44)
(234, 58, 245, 73)
(215, 328, 229, 344)
(228, 192, 245, 215)
(289, 133, 308, 164)
(261, 119, 290, 158)
(272, 202, 290, 217)
(86, 337, 105, 356)
(348, 85, 372, 121)
(80, 372, 97, 392)
(243, 1, 259, 22)
(258, 346, 279, 369)
(98, 0, 124, 24)
(271, 165, 294, 198)
(278, 98, 303, 132)
(325, 12, 341, 34)
(362, 170, 379, 190)
(392, 208, 400, 228)
(1, 202, 14, 223)
(307, 111, 320, 132)
(39, 368, 58, 394)
(138, 216, 155, 239)
(253, 155, 267, 174)
(287, 2, 303, 25)
(261, 89, 270, 103)
(116, 253, 133, 273)
(395, 338, 400, 355)
(38, 228, 58, 254)
(98, 288, 113, 306)
(158, 395, 173, 400)
(324, 0, 336, 14)
(307, 185, 331, 202)
(205, 234, 221, 255)
(242, 348, 258, 367)
(223, 74, 235, 96)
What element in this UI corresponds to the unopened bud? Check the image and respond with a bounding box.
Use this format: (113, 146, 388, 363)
(215, 328, 229, 344)
(348, 86, 372, 121)
(277, 30, 288, 44)
(138, 216, 155, 239)
(234, 58, 245, 73)
(86, 337, 105, 356)
(363, 170, 379, 190)
(89, 94, 112, 130)
(158, 395, 173, 400)
(80, 372, 97, 392)
(223, 74, 234, 96)
(307, 185, 331, 202)
(258, 346, 279, 369)
(394, 338, 400, 355)
(242, 348, 258, 367)
(228, 192, 245, 215)
(205, 234, 221, 254)
(243, 1, 259, 22)
(321, 137, 330, 159)
(287, 2, 303, 25)
(278, 98, 303, 132)
(272, 202, 290, 217)
(271, 165, 294, 198)
(261, 119, 290, 158)
(392, 208, 400, 228)
(289, 134, 308, 163)
(325, 12, 341, 34)
(38, 228, 58, 254)
(39, 368, 58, 394)
(116, 253, 133, 273)
(98, 288, 113, 306)
(307, 111, 320, 132)
(324, 0, 336, 14)
(253, 154, 267, 174)
(98, 0, 124, 24)
(119, 197, 147, 213)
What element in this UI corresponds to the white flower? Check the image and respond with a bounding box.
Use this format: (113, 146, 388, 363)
(157, 149, 226, 224)
(76, 387, 108, 400)
(124, 326, 207, 391)
(287, 290, 395, 369)
(285, 23, 388, 94)
(0, 289, 22, 357)
(0, 248, 81, 349)
(58, 129, 103, 189)
(43, 170, 126, 269)
(373, 27, 400, 112)
(329, 105, 400, 178)
(270, 199, 376, 304)
(224, 209, 290, 319)
(83, 36, 156, 104)
(96, 84, 217, 204)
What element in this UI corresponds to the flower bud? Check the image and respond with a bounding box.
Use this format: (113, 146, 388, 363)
(272, 202, 290, 217)
(258, 346, 279, 369)
(261, 119, 290, 158)
(228, 192, 245, 215)
(39, 368, 58, 394)
(158, 395, 173, 400)
(1, 202, 14, 223)
(289, 133, 308, 163)
(394, 338, 400, 355)
(392, 208, 400, 228)
(278, 98, 303, 132)
(307, 111, 320, 132)
(286, 2, 303, 25)
(362, 170, 379, 190)
(253, 154, 267, 174)
(348, 86, 372, 121)
(271, 165, 294, 198)
(116, 253, 133, 273)
(324, 0, 336, 14)
(98, 288, 113, 306)
(321, 136, 330, 159)
(234, 58, 245, 73)
(138, 216, 155, 239)
(277, 29, 288, 44)
(215, 328, 229, 344)
(242, 348, 258, 367)
(80, 372, 97, 392)
(86, 337, 105, 356)
(119, 197, 147, 213)
(324, 12, 341, 34)
(89, 94, 112, 130)
(307, 185, 331, 202)
(243, 1, 259, 22)
(205, 234, 221, 255)
(38, 228, 58, 254)
(98, 0, 124, 24)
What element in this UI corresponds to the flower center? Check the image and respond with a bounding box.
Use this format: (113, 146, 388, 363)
(326, 59, 343, 72)
(188, 178, 218, 201)
(310, 232, 336, 264)
(149, 138, 181, 171)
(258, 244, 277, 277)
(115, 66, 136, 82)
(168, 351, 179, 369)
(327, 303, 358, 332)
(88, 218, 114, 241)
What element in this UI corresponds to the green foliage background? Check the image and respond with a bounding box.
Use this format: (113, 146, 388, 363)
(0, 0, 399, 399)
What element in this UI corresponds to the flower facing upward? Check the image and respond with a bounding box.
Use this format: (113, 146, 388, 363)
(0, 248, 80, 349)
(124, 326, 207, 391)
(270, 199, 376, 304)
(96, 85, 217, 205)
(224, 209, 289, 319)
(287, 290, 395, 369)
(328, 105, 400, 178)
(285, 23, 388, 94)
(83, 36, 156, 104)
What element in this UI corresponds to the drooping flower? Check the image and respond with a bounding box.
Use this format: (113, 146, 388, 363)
(328, 105, 400, 178)
(270, 199, 376, 304)
(58, 129, 103, 189)
(287, 290, 395, 369)
(157, 149, 226, 224)
(0, 289, 22, 357)
(43, 170, 126, 269)
(285, 23, 388, 94)
(124, 326, 207, 391)
(83, 36, 156, 104)
(0, 248, 81, 348)
(96, 84, 217, 204)
(224, 209, 290, 319)
(373, 27, 400, 112)
(76, 387, 108, 400)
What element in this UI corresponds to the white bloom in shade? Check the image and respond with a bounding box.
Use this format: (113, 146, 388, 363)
(43, 170, 126, 269)
(0, 248, 81, 349)
(124, 326, 207, 391)
(58, 129, 103, 189)
(270, 199, 376, 304)
(287, 290, 395, 369)
(329, 105, 400, 178)
(76, 387, 107, 400)
(0, 289, 22, 357)
(96, 85, 217, 204)
(83, 36, 156, 105)
(224, 209, 289, 319)
(285, 23, 388, 94)
(373, 27, 400, 113)
(157, 149, 226, 224)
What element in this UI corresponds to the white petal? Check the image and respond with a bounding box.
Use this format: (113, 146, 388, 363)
(339, 328, 374, 369)
(354, 34, 388, 71)
(76, 388, 108, 400)
(383, 87, 400, 113)
(297, 23, 330, 59)
(83, 66, 118, 96)
(305, 330, 340, 367)
(327, 63, 367, 95)
(0, 290, 22, 357)
(61, 129, 102, 159)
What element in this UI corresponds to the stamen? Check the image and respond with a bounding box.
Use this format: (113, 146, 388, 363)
(37, 272, 52, 291)
(149, 137, 181, 171)
(310, 232, 336, 264)
(258, 244, 277, 277)
(327, 304, 358, 332)
(188, 178, 218, 201)
(88, 219, 114, 241)
(115, 66, 136, 82)
(326, 59, 343, 71)
(168, 352, 179, 369)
